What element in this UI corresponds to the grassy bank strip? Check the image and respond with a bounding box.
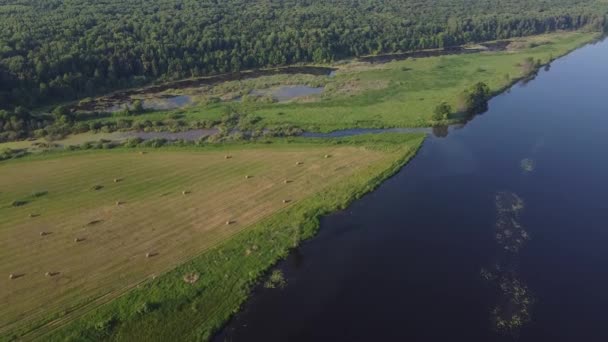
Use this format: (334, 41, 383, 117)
(243, 31, 601, 131)
(2, 133, 423, 341)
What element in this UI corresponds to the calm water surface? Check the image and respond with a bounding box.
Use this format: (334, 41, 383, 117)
(216, 38, 608, 341)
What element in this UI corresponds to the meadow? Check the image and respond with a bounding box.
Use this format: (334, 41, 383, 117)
(68, 31, 599, 133)
(0, 134, 424, 340)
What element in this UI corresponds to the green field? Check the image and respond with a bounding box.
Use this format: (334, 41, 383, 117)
(72, 31, 598, 133)
(0, 134, 424, 340)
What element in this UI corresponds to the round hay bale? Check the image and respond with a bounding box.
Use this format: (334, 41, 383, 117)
(74, 237, 83, 243)
(146, 252, 151, 258)
(245, 175, 251, 179)
(40, 231, 47, 236)
(225, 220, 232, 225)
(9, 273, 15, 280)
(283, 179, 289, 184)
(296, 161, 303, 165)
(224, 155, 232, 159)
(183, 273, 200, 284)
(324, 154, 330, 158)
(113, 178, 120, 183)
(115, 201, 121, 206)
(182, 190, 189, 195)
(45, 272, 51, 277)
(282, 199, 289, 204)
(139, 151, 146, 155)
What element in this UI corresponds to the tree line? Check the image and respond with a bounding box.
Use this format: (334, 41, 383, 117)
(0, 0, 607, 109)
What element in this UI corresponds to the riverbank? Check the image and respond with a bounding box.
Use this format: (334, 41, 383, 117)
(0, 133, 424, 341)
(72, 32, 603, 131)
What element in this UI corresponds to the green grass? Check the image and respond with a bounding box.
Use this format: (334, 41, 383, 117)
(0, 133, 424, 341)
(74, 31, 599, 133)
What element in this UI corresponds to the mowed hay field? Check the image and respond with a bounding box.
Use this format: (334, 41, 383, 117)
(0, 140, 406, 338)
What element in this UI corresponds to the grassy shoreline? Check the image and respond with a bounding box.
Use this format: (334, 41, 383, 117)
(1, 133, 424, 341)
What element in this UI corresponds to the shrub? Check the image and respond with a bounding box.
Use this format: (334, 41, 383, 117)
(459, 82, 491, 114)
(433, 101, 452, 121)
(124, 137, 144, 148)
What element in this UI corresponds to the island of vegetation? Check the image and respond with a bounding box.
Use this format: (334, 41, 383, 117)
(1, 0, 607, 340)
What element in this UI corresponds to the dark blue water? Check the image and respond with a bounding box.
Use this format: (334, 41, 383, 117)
(215, 38, 608, 342)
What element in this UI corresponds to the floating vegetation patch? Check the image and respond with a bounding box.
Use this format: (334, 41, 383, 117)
(483, 191, 534, 336)
(520, 158, 535, 173)
(264, 269, 287, 289)
(495, 215, 529, 253)
(491, 275, 534, 334)
(495, 191, 524, 214)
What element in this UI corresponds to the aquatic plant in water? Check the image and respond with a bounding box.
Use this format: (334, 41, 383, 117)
(520, 158, 535, 172)
(264, 270, 287, 289)
(483, 191, 534, 336)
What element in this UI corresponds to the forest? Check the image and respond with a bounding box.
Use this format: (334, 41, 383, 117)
(0, 0, 607, 110)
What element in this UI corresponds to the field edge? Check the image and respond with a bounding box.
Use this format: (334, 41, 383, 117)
(3, 133, 423, 341)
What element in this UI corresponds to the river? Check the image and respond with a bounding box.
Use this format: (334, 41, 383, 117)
(214, 38, 608, 341)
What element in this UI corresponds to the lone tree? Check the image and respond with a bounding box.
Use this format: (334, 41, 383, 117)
(433, 101, 452, 121)
(459, 82, 491, 114)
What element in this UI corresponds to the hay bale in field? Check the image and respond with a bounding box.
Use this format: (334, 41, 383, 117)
(245, 175, 251, 179)
(324, 154, 331, 158)
(282, 199, 290, 204)
(40, 231, 49, 236)
(45, 272, 51, 277)
(283, 179, 290, 184)
(91, 185, 104, 191)
(225, 220, 233, 225)
(74, 237, 84, 243)
(9, 273, 16, 280)
(29, 213, 39, 218)
(139, 151, 147, 155)
(113, 178, 122, 183)
(296, 161, 303, 165)
(115, 201, 122, 206)
(86, 219, 102, 226)
(224, 155, 232, 159)
(182, 190, 190, 195)
(183, 273, 200, 284)
(146, 252, 158, 258)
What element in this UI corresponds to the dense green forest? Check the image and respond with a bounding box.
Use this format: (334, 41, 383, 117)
(0, 0, 607, 110)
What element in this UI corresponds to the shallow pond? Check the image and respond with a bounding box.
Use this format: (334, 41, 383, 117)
(73, 66, 335, 112)
(215, 38, 608, 341)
